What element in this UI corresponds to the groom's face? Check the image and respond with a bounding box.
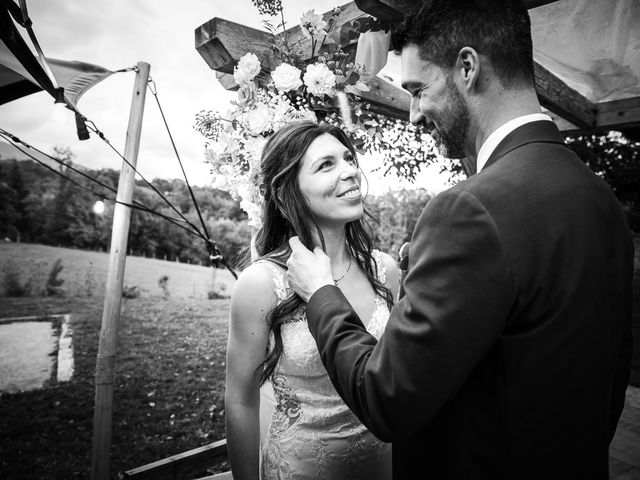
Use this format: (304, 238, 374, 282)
(401, 44, 469, 159)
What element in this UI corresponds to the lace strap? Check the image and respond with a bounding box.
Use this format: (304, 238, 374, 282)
(255, 260, 289, 302)
(372, 249, 387, 285)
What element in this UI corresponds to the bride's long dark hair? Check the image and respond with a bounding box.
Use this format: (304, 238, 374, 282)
(248, 121, 394, 385)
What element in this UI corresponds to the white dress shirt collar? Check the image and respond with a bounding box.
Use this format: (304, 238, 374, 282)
(476, 113, 553, 173)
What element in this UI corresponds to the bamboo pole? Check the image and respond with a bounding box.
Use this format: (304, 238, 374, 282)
(91, 61, 150, 480)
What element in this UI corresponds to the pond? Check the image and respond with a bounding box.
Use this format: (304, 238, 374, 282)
(0, 314, 74, 394)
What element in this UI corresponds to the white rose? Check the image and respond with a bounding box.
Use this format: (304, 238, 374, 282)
(303, 63, 336, 97)
(236, 83, 256, 106)
(244, 104, 271, 135)
(233, 52, 261, 85)
(271, 63, 303, 92)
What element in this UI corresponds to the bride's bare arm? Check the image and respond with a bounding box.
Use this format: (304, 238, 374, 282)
(225, 263, 275, 480)
(379, 251, 401, 303)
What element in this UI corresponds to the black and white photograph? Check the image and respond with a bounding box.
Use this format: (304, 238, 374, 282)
(0, 0, 639, 478)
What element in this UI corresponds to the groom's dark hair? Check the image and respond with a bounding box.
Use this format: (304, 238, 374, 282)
(391, 0, 535, 88)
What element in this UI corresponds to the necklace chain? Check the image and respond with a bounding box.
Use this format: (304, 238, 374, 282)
(333, 256, 352, 285)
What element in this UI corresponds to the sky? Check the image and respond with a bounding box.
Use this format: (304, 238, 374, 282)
(0, 0, 449, 195)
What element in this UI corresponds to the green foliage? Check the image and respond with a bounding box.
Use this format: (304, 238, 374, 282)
(122, 284, 141, 299)
(367, 188, 433, 258)
(0, 155, 248, 265)
(566, 131, 640, 232)
(158, 275, 170, 299)
(45, 258, 65, 297)
(207, 283, 229, 300)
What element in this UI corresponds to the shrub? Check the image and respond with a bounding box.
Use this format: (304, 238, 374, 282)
(122, 284, 141, 299)
(158, 275, 170, 299)
(46, 258, 66, 296)
(207, 283, 229, 300)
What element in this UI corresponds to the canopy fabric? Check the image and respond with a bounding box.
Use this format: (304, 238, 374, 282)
(0, 0, 113, 108)
(530, 0, 640, 104)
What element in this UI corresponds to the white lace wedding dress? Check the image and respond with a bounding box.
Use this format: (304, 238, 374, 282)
(257, 251, 392, 480)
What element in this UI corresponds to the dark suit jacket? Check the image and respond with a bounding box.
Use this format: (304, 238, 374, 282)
(306, 121, 634, 479)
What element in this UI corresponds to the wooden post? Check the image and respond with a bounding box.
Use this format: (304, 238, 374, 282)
(91, 61, 150, 480)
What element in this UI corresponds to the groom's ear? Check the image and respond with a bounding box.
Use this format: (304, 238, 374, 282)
(455, 47, 481, 92)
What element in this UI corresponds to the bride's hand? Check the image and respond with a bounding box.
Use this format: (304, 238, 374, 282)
(286, 236, 334, 302)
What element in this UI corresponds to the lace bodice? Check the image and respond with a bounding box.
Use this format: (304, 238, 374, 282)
(257, 251, 392, 480)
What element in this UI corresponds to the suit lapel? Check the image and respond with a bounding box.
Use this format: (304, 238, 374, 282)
(482, 121, 566, 171)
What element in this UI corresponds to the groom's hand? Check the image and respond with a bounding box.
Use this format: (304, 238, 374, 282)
(286, 236, 334, 303)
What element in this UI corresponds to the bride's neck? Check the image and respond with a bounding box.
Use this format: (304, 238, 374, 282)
(313, 227, 350, 267)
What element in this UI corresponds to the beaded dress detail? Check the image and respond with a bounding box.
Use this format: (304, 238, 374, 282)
(257, 250, 391, 480)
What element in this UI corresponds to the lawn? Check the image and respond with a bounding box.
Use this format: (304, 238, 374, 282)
(0, 244, 235, 479)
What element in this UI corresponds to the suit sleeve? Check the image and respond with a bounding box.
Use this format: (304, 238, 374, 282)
(307, 189, 514, 441)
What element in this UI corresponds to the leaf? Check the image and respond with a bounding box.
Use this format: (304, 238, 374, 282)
(344, 85, 359, 95)
(355, 82, 370, 92)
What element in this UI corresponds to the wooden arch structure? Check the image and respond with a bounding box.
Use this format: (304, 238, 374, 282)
(193, 0, 640, 143)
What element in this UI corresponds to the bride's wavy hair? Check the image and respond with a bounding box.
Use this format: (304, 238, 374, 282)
(247, 120, 394, 385)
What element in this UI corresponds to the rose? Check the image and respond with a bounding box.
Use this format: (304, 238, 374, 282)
(243, 103, 271, 135)
(233, 52, 261, 85)
(271, 63, 303, 92)
(303, 62, 336, 97)
(300, 10, 328, 39)
(236, 83, 256, 106)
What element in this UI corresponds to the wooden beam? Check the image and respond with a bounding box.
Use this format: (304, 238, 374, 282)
(354, 0, 559, 21)
(195, 18, 275, 74)
(194, 3, 410, 118)
(121, 439, 228, 480)
(359, 76, 410, 120)
(596, 97, 640, 131)
(534, 62, 596, 130)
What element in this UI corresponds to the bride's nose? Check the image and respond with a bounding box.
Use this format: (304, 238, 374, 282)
(338, 159, 358, 180)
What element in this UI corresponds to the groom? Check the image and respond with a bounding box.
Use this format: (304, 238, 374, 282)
(286, 0, 634, 478)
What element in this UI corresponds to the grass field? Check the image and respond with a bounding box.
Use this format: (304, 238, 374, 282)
(0, 244, 236, 479)
(0, 243, 237, 300)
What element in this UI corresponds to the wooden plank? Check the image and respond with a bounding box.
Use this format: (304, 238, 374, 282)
(359, 76, 410, 120)
(195, 18, 275, 74)
(121, 439, 228, 480)
(354, 0, 559, 21)
(533, 62, 596, 129)
(596, 97, 640, 131)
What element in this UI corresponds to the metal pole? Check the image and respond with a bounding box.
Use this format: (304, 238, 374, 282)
(90, 61, 150, 480)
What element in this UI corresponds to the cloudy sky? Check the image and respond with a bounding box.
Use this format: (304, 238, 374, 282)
(0, 0, 448, 194)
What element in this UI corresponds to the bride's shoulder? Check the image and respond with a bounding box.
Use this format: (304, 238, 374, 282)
(232, 257, 288, 303)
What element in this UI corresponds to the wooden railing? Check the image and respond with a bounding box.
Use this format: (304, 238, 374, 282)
(120, 439, 231, 480)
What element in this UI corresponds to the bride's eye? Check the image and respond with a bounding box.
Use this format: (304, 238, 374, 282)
(345, 153, 357, 165)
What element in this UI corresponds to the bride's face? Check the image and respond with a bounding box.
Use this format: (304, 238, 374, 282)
(297, 133, 363, 228)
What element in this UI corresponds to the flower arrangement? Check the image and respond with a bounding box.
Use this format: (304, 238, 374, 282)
(194, 4, 440, 229)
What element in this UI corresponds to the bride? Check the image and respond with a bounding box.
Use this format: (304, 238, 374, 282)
(224, 121, 399, 480)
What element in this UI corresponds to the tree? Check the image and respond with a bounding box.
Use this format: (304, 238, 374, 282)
(566, 131, 640, 232)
